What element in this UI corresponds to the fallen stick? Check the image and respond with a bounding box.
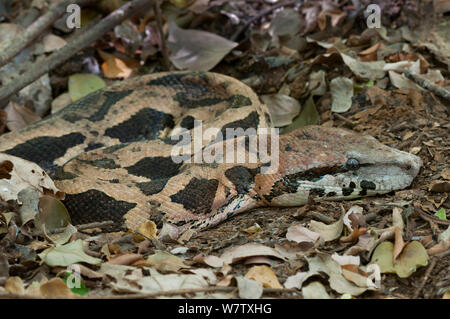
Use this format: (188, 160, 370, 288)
(0, 0, 153, 103)
(153, 0, 170, 70)
(0, 0, 94, 68)
(404, 71, 450, 102)
(0, 287, 299, 299)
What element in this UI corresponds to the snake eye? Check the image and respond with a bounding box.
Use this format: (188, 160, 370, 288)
(345, 158, 360, 170)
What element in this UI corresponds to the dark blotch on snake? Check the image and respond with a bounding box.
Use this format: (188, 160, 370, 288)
(225, 166, 258, 194)
(360, 180, 376, 190)
(180, 115, 195, 130)
(3, 133, 86, 172)
(61, 90, 133, 123)
(64, 189, 136, 226)
(310, 188, 326, 197)
(105, 108, 175, 143)
(170, 178, 219, 215)
(342, 187, 354, 196)
(84, 143, 104, 152)
(219, 111, 260, 140)
(137, 178, 171, 196)
(125, 156, 182, 180)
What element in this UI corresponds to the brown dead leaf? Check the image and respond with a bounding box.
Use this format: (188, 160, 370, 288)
(102, 57, 132, 79)
(286, 224, 322, 245)
(193, 254, 224, 268)
(107, 253, 143, 265)
(5, 101, 41, 131)
(428, 180, 450, 193)
(136, 220, 157, 238)
(0, 154, 63, 202)
(40, 278, 76, 298)
(358, 42, 382, 56)
(393, 227, 406, 263)
(245, 265, 283, 289)
(5, 276, 24, 295)
(146, 250, 190, 273)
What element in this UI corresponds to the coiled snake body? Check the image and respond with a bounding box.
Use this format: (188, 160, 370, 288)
(0, 72, 421, 237)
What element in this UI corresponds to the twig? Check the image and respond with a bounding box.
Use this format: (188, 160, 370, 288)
(404, 71, 450, 102)
(417, 207, 450, 225)
(0, 0, 153, 103)
(413, 257, 436, 298)
(230, 0, 297, 42)
(310, 211, 335, 224)
(332, 112, 355, 126)
(153, 0, 170, 70)
(0, 0, 94, 68)
(0, 287, 298, 299)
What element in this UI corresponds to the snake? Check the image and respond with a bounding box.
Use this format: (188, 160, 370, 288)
(0, 71, 421, 238)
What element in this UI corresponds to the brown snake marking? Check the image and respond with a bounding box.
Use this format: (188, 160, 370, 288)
(0, 72, 421, 238)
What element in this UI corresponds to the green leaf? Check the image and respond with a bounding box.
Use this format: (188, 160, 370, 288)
(435, 208, 447, 220)
(371, 241, 429, 278)
(62, 271, 89, 296)
(38, 239, 102, 267)
(68, 74, 106, 101)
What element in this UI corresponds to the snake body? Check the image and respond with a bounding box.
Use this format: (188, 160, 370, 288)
(0, 72, 421, 237)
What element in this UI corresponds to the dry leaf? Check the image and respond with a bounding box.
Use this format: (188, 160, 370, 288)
(108, 253, 143, 266)
(42, 34, 66, 52)
(236, 276, 263, 299)
(146, 250, 189, 273)
(309, 214, 344, 242)
(302, 281, 331, 299)
(220, 243, 285, 264)
(137, 220, 157, 238)
(168, 22, 238, 71)
(0, 154, 63, 202)
(260, 94, 301, 127)
(245, 265, 283, 289)
(40, 278, 76, 298)
(102, 57, 132, 79)
(5, 276, 25, 295)
(4, 101, 41, 131)
(330, 77, 354, 113)
(286, 224, 322, 245)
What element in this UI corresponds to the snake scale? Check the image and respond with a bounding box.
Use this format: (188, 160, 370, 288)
(0, 72, 421, 238)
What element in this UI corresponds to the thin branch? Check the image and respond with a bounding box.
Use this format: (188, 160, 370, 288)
(0, 287, 298, 299)
(0, 0, 153, 103)
(404, 71, 450, 102)
(0, 0, 95, 68)
(230, 0, 297, 42)
(153, 0, 170, 70)
(413, 257, 436, 298)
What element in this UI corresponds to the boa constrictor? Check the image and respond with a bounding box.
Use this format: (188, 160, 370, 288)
(0, 72, 421, 238)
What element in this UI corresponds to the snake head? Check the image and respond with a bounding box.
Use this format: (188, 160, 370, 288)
(258, 126, 421, 206)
